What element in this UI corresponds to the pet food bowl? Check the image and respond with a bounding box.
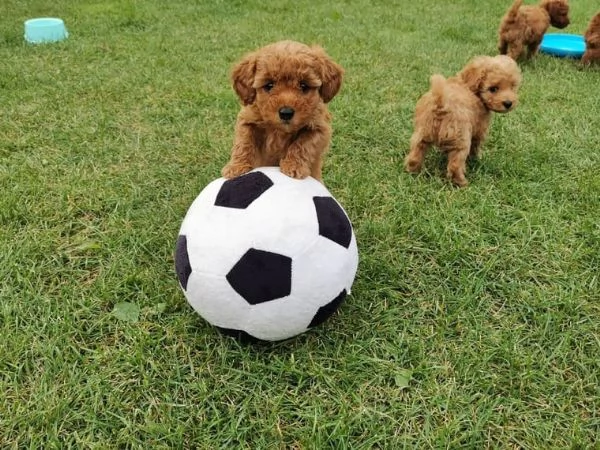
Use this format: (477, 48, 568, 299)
(540, 33, 585, 59)
(24, 18, 68, 44)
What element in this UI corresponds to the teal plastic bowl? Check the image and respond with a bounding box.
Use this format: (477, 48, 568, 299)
(540, 33, 585, 59)
(24, 18, 68, 44)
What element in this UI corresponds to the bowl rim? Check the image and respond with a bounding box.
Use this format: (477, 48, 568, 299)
(24, 17, 65, 27)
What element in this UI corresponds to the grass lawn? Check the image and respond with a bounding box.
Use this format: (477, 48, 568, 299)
(1, 0, 599, 447)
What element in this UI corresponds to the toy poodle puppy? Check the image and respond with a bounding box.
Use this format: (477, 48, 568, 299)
(498, 0, 570, 61)
(582, 12, 600, 65)
(405, 55, 522, 187)
(221, 40, 344, 182)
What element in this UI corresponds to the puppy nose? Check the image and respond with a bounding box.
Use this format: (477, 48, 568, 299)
(503, 100, 513, 110)
(278, 107, 295, 121)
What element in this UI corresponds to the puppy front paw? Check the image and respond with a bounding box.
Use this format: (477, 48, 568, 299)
(448, 172, 468, 188)
(221, 163, 254, 179)
(279, 160, 311, 179)
(404, 158, 422, 174)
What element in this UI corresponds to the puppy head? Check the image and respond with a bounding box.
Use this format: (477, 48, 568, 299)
(231, 40, 344, 130)
(459, 55, 522, 113)
(542, 0, 570, 29)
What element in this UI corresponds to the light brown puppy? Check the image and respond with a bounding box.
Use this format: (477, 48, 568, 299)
(498, 0, 570, 61)
(582, 12, 600, 65)
(405, 55, 522, 187)
(221, 41, 344, 181)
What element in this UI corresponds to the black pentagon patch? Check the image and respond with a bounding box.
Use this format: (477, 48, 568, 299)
(174, 235, 192, 290)
(215, 171, 274, 209)
(226, 248, 292, 305)
(313, 196, 352, 248)
(308, 289, 347, 328)
(215, 327, 264, 344)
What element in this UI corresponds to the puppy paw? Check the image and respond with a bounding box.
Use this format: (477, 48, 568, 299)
(221, 163, 253, 179)
(280, 161, 311, 179)
(404, 158, 422, 173)
(449, 174, 468, 188)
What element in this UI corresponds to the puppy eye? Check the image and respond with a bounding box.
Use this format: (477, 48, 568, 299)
(299, 81, 310, 93)
(489, 86, 499, 93)
(263, 82, 274, 92)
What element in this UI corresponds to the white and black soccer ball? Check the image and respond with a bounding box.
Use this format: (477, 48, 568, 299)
(174, 167, 359, 342)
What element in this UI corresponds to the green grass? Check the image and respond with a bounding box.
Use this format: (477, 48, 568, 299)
(1, 0, 600, 447)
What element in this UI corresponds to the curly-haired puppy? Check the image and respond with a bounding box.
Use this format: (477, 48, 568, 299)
(221, 40, 344, 181)
(498, 0, 570, 61)
(582, 12, 600, 65)
(405, 55, 522, 187)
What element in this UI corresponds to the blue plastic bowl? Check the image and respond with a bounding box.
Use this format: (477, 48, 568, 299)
(24, 18, 68, 44)
(540, 33, 585, 59)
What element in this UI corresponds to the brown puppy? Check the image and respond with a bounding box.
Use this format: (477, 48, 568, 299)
(498, 0, 570, 61)
(405, 55, 522, 187)
(582, 12, 600, 65)
(221, 41, 344, 181)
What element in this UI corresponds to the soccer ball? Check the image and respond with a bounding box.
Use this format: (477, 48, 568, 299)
(174, 167, 359, 342)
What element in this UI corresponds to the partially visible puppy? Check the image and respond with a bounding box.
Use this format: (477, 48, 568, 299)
(221, 40, 344, 182)
(405, 55, 522, 187)
(498, 0, 570, 61)
(582, 12, 600, 65)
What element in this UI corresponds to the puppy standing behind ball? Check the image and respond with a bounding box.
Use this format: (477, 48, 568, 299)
(582, 12, 600, 65)
(405, 55, 522, 187)
(498, 0, 570, 61)
(221, 41, 344, 182)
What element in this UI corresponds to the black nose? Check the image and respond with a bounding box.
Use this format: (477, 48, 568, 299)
(278, 107, 295, 121)
(503, 100, 513, 109)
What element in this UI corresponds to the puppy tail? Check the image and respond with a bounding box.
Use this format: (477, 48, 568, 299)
(505, 0, 523, 23)
(429, 74, 447, 111)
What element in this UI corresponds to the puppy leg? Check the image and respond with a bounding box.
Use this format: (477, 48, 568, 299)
(498, 38, 509, 55)
(527, 40, 541, 58)
(446, 139, 470, 187)
(405, 131, 430, 173)
(222, 124, 258, 179)
(581, 49, 599, 65)
(280, 151, 312, 179)
(470, 137, 484, 159)
(582, 51, 591, 65)
(280, 129, 328, 180)
(470, 120, 490, 159)
(507, 42, 524, 61)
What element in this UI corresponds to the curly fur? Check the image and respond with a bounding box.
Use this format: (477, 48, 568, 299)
(405, 55, 522, 187)
(498, 0, 570, 61)
(582, 12, 600, 65)
(221, 41, 344, 181)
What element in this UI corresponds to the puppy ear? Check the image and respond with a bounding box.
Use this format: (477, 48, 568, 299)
(312, 46, 344, 103)
(458, 57, 489, 94)
(231, 53, 258, 105)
